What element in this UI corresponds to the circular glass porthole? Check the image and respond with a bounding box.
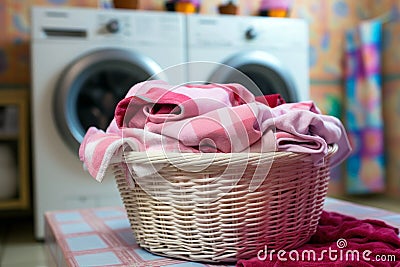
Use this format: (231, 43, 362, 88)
(53, 49, 163, 153)
(209, 50, 298, 102)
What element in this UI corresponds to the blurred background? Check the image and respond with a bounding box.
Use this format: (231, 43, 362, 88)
(0, 0, 399, 266)
(0, 0, 399, 217)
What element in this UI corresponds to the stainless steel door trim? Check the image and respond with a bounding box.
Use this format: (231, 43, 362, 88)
(209, 50, 298, 101)
(53, 48, 163, 153)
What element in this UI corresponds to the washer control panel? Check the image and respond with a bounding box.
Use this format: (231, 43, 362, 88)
(32, 7, 185, 45)
(187, 14, 308, 49)
(97, 14, 132, 37)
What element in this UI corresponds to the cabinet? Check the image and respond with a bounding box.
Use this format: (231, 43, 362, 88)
(0, 89, 30, 210)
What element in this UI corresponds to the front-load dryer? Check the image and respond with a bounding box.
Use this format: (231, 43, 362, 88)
(31, 6, 186, 238)
(186, 14, 309, 102)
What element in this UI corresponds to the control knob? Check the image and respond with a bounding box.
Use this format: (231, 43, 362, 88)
(245, 27, 257, 40)
(106, 19, 119, 33)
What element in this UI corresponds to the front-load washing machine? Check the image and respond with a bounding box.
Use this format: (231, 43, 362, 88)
(186, 14, 309, 102)
(31, 6, 186, 238)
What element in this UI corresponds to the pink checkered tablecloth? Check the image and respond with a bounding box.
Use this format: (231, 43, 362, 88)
(45, 197, 400, 267)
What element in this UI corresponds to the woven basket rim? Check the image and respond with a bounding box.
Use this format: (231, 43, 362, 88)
(121, 144, 338, 164)
(122, 144, 338, 156)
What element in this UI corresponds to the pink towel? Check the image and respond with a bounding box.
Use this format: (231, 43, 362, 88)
(115, 81, 255, 129)
(237, 211, 400, 267)
(79, 119, 198, 182)
(79, 80, 352, 182)
(270, 108, 351, 167)
(114, 81, 276, 153)
(255, 93, 286, 107)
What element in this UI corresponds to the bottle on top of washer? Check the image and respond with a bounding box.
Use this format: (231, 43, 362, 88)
(165, 0, 200, 13)
(218, 1, 238, 15)
(259, 0, 292, 17)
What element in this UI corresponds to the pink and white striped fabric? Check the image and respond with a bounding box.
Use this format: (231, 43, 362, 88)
(79, 80, 352, 182)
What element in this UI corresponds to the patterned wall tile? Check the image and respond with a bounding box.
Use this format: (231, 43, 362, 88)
(368, 0, 393, 16)
(382, 78, 400, 141)
(382, 78, 400, 198)
(310, 81, 343, 117)
(383, 23, 400, 75)
(0, 0, 98, 86)
(326, 0, 369, 29)
(327, 165, 345, 197)
(309, 26, 346, 81)
(385, 140, 400, 199)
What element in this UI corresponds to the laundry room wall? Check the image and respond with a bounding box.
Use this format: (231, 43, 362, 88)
(289, 0, 400, 198)
(0, 0, 98, 87)
(1, 0, 400, 198)
(2, 0, 398, 105)
(293, 0, 400, 198)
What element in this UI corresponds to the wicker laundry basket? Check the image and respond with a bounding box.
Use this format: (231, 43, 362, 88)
(112, 145, 338, 263)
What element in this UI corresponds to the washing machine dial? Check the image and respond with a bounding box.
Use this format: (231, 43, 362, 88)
(106, 19, 120, 33)
(245, 27, 257, 40)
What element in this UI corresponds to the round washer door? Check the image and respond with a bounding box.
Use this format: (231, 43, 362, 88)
(53, 48, 163, 153)
(209, 50, 298, 102)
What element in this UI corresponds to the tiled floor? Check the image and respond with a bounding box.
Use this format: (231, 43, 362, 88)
(0, 196, 399, 267)
(0, 218, 49, 267)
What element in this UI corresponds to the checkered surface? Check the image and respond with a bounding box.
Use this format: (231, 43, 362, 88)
(45, 198, 400, 266)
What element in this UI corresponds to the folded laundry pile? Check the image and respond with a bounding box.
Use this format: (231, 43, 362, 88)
(79, 80, 352, 182)
(237, 210, 400, 267)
